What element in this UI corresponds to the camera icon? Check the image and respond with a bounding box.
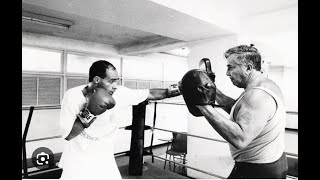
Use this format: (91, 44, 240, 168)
(36, 152, 49, 165)
(31, 147, 54, 169)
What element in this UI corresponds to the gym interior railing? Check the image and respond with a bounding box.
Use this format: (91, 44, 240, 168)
(22, 102, 298, 179)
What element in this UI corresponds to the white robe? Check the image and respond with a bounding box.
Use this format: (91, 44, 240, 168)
(58, 85, 149, 179)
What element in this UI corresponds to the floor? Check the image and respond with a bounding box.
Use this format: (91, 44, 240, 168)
(23, 143, 297, 179)
(116, 144, 191, 179)
(115, 144, 298, 179)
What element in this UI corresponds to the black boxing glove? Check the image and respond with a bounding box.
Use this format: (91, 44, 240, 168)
(78, 88, 116, 128)
(179, 69, 217, 117)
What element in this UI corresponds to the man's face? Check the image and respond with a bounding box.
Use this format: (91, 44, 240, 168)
(226, 54, 248, 88)
(97, 68, 120, 95)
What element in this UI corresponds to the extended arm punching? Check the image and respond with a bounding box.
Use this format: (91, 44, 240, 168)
(147, 84, 181, 100)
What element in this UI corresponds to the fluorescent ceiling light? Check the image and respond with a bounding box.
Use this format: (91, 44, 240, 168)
(22, 12, 73, 29)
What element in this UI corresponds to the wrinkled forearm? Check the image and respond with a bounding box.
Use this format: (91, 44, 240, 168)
(148, 87, 181, 100)
(215, 88, 236, 113)
(147, 89, 168, 100)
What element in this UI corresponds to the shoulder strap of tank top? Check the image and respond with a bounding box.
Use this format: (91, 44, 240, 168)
(230, 91, 248, 120)
(230, 86, 281, 121)
(251, 86, 280, 105)
(251, 86, 282, 120)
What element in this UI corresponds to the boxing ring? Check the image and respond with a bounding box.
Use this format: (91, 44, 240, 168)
(22, 101, 298, 179)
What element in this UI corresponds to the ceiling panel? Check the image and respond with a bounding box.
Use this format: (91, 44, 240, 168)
(22, 0, 297, 56)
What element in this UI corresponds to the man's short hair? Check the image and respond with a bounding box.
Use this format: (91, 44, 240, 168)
(89, 60, 116, 82)
(224, 44, 262, 71)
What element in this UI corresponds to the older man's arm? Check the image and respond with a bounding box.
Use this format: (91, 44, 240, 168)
(196, 90, 275, 149)
(215, 88, 236, 114)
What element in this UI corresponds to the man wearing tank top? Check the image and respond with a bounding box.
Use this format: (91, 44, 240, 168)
(196, 44, 288, 179)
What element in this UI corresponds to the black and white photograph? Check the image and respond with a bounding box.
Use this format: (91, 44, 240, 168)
(22, 0, 298, 179)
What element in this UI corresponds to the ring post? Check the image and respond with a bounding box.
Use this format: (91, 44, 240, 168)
(128, 101, 148, 175)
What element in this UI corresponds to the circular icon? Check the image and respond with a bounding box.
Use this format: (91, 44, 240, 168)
(31, 147, 54, 170)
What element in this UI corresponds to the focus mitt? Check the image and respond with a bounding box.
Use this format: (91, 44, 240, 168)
(179, 69, 217, 116)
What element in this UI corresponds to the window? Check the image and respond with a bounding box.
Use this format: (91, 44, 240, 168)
(22, 76, 37, 106)
(22, 47, 62, 72)
(67, 53, 121, 74)
(38, 77, 61, 105)
(67, 77, 87, 90)
(137, 80, 150, 89)
(22, 76, 62, 106)
(22, 46, 63, 107)
(22, 46, 188, 107)
(123, 80, 137, 89)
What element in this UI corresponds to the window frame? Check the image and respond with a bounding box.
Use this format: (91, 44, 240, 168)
(22, 74, 63, 108)
(22, 45, 64, 74)
(22, 45, 189, 109)
(22, 46, 124, 109)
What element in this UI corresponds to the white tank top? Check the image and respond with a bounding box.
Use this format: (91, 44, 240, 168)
(229, 86, 286, 163)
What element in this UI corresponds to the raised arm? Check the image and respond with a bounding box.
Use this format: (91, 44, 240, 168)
(64, 88, 116, 141)
(196, 89, 276, 149)
(215, 88, 236, 114)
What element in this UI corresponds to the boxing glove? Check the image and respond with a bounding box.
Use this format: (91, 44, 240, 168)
(78, 88, 116, 128)
(179, 69, 217, 116)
